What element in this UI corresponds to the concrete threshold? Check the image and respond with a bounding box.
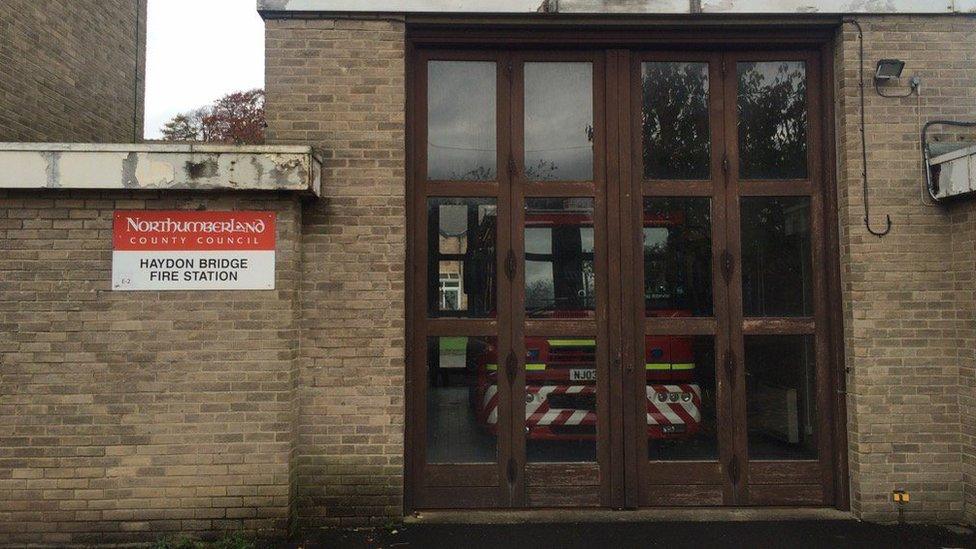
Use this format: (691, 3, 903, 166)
(406, 507, 854, 524)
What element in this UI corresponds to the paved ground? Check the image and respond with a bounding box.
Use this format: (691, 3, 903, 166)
(284, 521, 976, 549)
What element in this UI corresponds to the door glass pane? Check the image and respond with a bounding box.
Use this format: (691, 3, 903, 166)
(746, 335, 818, 460)
(647, 336, 717, 461)
(740, 197, 812, 317)
(525, 198, 595, 318)
(641, 62, 710, 180)
(427, 336, 498, 463)
(643, 198, 712, 317)
(427, 61, 496, 181)
(428, 198, 497, 318)
(525, 337, 597, 463)
(737, 61, 808, 180)
(524, 62, 594, 181)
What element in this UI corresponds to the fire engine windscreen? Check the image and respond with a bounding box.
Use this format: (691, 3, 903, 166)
(643, 198, 713, 317)
(524, 198, 596, 320)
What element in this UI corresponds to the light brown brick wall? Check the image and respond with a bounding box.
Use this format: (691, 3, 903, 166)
(0, 0, 146, 143)
(0, 190, 301, 545)
(951, 202, 976, 526)
(834, 16, 976, 524)
(264, 18, 407, 527)
(258, 14, 976, 526)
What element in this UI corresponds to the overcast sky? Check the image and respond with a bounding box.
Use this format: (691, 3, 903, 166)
(144, 0, 265, 139)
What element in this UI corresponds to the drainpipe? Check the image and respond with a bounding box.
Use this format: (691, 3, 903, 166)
(133, 0, 142, 142)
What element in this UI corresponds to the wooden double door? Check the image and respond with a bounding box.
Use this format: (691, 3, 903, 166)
(408, 46, 843, 510)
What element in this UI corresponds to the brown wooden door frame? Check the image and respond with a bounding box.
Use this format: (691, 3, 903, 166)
(508, 50, 612, 508)
(408, 48, 515, 509)
(622, 48, 838, 507)
(405, 30, 848, 512)
(721, 49, 834, 506)
(623, 50, 734, 507)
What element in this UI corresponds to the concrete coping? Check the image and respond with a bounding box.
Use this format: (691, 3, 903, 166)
(0, 142, 323, 197)
(256, 0, 976, 15)
(930, 143, 976, 165)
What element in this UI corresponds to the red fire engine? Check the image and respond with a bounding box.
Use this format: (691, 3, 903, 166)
(472, 204, 703, 441)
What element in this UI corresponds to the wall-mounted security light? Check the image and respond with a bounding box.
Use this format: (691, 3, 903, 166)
(874, 59, 906, 81)
(873, 58, 920, 98)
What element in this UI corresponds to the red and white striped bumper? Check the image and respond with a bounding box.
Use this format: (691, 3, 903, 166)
(645, 384, 702, 432)
(479, 384, 702, 438)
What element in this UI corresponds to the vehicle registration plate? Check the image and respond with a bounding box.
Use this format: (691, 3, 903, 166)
(570, 369, 597, 381)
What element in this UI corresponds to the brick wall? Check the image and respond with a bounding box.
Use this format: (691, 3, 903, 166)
(257, 14, 976, 527)
(834, 16, 976, 524)
(0, 190, 301, 545)
(951, 202, 976, 526)
(264, 18, 407, 527)
(0, 0, 146, 143)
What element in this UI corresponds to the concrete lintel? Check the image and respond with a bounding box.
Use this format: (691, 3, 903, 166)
(0, 143, 322, 197)
(257, 0, 976, 15)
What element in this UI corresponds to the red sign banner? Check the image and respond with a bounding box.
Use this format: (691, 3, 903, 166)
(113, 211, 276, 251)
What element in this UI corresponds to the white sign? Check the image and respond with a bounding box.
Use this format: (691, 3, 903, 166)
(112, 211, 276, 291)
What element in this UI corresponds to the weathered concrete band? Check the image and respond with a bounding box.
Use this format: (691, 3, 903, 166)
(256, 0, 976, 14)
(0, 143, 322, 196)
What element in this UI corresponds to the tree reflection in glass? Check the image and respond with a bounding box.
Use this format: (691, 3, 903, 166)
(641, 62, 710, 180)
(737, 61, 808, 180)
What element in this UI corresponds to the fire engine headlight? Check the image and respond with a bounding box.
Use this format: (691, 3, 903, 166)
(656, 392, 667, 402)
(668, 392, 680, 403)
(681, 392, 692, 402)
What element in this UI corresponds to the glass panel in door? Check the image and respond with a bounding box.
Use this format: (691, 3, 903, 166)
(736, 61, 808, 180)
(524, 198, 597, 463)
(641, 62, 711, 181)
(524, 62, 595, 181)
(744, 335, 818, 460)
(427, 61, 497, 181)
(427, 336, 498, 463)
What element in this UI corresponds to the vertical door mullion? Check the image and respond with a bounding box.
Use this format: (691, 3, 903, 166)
(805, 51, 836, 505)
(405, 47, 422, 512)
(496, 51, 518, 508)
(589, 52, 615, 509)
(506, 53, 527, 508)
(605, 48, 630, 509)
(411, 52, 434, 507)
(721, 51, 750, 505)
(622, 49, 647, 509)
(820, 40, 849, 509)
(708, 51, 737, 507)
